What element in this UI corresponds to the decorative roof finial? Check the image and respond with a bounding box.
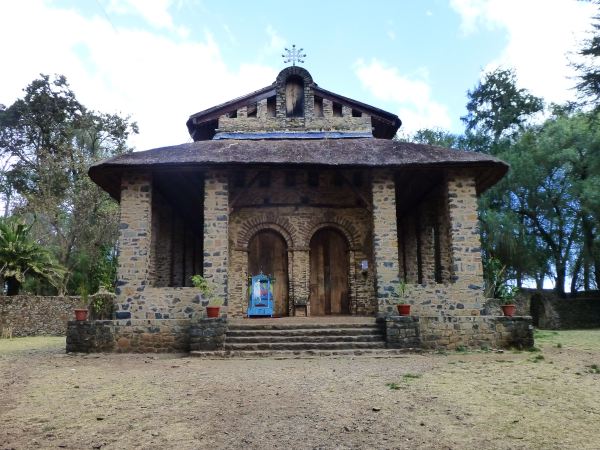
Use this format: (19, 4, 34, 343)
(282, 44, 306, 66)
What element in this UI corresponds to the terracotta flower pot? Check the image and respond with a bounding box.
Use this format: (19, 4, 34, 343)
(74, 309, 89, 321)
(397, 304, 411, 316)
(501, 304, 516, 317)
(206, 306, 220, 318)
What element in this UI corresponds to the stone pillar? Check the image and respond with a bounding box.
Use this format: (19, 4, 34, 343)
(447, 172, 484, 288)
(203, 170, 229, 305)
(291, 248, 310, 315)
(228, 249, 248, 317)
(372, 170, 401, 314)
(115, 172, 152, 319)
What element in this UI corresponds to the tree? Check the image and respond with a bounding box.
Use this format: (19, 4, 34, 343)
(462, 68, 543, 150)
(575, 2, 600, 105)
(0, 218, 65, 295)
(398, 128, 464, 149)
(0, 74, 137, 294)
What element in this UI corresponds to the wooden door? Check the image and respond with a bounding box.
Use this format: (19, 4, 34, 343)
(309, 228, 349, 315)
(248, 230, 289, 316)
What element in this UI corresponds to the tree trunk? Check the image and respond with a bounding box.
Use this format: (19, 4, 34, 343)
(6, 277, 21, 296)
(554, 259, 566, 296)
(571, 254, 582, 294)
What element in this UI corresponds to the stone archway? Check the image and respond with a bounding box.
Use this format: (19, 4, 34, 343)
(247, 229, 289, 317)
(309, 227, 350, 315)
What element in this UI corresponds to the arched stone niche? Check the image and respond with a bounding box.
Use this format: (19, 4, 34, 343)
(275, 66, 315, 119)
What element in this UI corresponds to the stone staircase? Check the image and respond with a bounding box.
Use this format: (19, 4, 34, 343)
(190, 318, 414, 358)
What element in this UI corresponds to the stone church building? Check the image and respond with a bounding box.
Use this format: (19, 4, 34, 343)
(68, 66, 533, 353)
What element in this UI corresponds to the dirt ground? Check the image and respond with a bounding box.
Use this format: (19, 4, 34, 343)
(1, 331, 599, 450)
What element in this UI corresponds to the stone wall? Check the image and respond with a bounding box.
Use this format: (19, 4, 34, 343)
(0, 296, 81, 337)
(216, 66, 372, 135)
(189, 318, 227, 351)
(66, 319, 193, 353)
(526, 289, 600, 329)
(227, 168, 375, 317)
(383, 316, 420, 348)
(418, 315, 533, 350)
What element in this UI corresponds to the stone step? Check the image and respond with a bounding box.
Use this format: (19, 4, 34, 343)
(190, 348, 420, 359)
(227, 322, 380, 331)
(226, 327, 382, 337)
(225, 334, 384, 344)
(223, 341, 387, 351)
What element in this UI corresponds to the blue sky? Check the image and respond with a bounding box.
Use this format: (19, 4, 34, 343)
(0, 0, 595, 150)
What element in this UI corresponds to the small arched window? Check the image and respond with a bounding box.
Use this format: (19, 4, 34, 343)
(285, 75, 304, 117)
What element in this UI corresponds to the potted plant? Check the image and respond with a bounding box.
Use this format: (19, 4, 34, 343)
(74, 286, 89, 321)
(395, 280, 411, 316)
(499, 285, 519, 317)
(191, 275, 222, 318)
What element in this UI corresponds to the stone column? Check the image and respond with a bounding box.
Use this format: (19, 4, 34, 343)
(115, 171, 152, 319)
(203, 170, 229, 305)
(372, 170, 401, 314)
(291, 248, 310, 315)
(446, 172, 484, 288)
(228, 249, 248, 317)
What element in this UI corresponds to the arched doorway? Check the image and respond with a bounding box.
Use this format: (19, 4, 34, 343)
(309, 228, 350, 315)
(248, 230, 289, 316)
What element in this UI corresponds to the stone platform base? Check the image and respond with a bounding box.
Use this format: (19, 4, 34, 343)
(66, 315, 534, 353)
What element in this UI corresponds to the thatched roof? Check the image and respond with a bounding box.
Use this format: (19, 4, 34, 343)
(89, 138, 508, 200)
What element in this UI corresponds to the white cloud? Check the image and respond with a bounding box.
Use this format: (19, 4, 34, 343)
(265, 25, 286, 55)
(354, 59, 452, 134)
(0, 1, 278, 150)
(107, 0, 175, 30)
(450, 0, 596, 104)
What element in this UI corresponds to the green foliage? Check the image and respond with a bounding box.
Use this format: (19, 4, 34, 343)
(394, 280, 410, 304)
(484, 257, 519, 303)
(89, 291, 115, 320)
(575, 7, 600, 105)
(0, 217, 66, 295)
(190, 275, 222, 306)
(462, 67, 543, 147)
(0, 74, 137, 294)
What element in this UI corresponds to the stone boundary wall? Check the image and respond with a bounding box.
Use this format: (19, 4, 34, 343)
(418, 315, 533, 350)
(0, 295, 82, 337)
(66, 319, 193, 353)
(66, 316, 534, 353)
(525, 289, 600, 329)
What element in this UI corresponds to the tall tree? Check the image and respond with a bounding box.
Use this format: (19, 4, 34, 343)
(0, 75, 137, 294)
(576, 2, 600, 105)
(462, 68, 543, 151)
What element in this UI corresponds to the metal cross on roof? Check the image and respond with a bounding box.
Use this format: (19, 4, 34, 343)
(282, 44, 306, 66)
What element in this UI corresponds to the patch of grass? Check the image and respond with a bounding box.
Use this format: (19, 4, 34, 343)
(534, 330, 559, 340)
(386, 382, 402, 390)
(534, 329, 600, 351)
(455, 345, 468, 353)
(402, 373, 422, 380)
(555, 343, 562, 348)
(529, 354, 545, 363)
(494, 359, 514, 363)
(0, 336, 64, 355)
(526, 346, 542, 352)
(587, 364, 600, 374)
(435, 349, 448, 356)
